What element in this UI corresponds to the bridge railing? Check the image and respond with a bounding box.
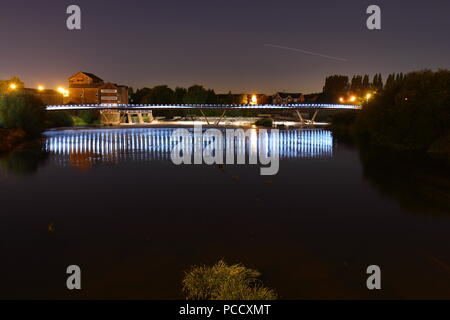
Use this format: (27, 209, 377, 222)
(46, 103, 362, 111)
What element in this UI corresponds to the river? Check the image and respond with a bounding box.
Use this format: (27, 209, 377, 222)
(0, 126, 449, 299)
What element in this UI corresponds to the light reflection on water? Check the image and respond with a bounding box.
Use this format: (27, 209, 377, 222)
(43, 128, 333, 166)
(1, 127, 449, 299)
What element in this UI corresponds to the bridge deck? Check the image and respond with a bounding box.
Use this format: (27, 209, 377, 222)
(46, 103, 362, 111)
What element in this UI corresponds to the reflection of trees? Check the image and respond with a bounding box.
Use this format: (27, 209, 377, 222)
(358, 146, 450, 216)
(0, 140, 48, 176)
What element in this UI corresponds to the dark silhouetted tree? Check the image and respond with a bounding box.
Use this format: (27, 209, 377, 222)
(322, 75, 349, 102)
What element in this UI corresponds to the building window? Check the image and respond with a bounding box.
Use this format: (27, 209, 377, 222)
(101, 89, 117, 94)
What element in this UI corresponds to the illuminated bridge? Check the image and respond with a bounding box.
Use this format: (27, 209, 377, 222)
(46, 103, 361, 125)
(45, 103, 361, 111)
(43, 128, 334, 167)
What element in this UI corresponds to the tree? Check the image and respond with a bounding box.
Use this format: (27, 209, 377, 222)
(0, 77, 25, 94)
(385, 74, 395, 89)
(174, 87, 187, 104)
(148, 85, 174, 104)
(0, 93, 46, 136)
(363, 75, 370, 91)
(322, 75, 349, 102)
(377, 74, 384, 90)
(372, 74, 383, 91)
(356, 70, 450, 153)
(206, 89, 218, 104)
(134, 87, 152, 104)
(128, 87, 135, 103)
(183, 85, 210, 104)
(350, 75, 363, 94)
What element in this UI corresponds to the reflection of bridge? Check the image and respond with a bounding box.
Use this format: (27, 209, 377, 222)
(43, 128, 333, 167)
(45, 103, 361, 125)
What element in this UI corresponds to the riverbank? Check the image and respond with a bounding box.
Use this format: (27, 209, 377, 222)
(331, 70, 450, 160)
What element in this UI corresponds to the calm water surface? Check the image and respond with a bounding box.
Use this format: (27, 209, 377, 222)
(0, 127, 449, 299)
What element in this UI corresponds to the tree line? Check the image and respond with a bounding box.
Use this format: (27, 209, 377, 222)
(331, 69, 450, 156)
(130, 85, 265, 117)
(322, 73, 408, 103)
(130, 85, 268, 105)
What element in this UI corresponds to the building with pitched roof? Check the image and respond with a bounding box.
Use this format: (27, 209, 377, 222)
(66, 72, 129, 104)
(273, 92, 305, 104)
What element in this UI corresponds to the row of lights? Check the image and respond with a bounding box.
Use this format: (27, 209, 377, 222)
(8, 83, 69, 97)
(339, 93, 372, 104)
(9, 84, 258, 104)
(4, 86, 372, 105)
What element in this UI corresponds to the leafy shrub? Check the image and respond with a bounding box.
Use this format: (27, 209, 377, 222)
(46, 111, 74, 128)
(78, 110, 100, 124)
(182, 260, 277, 300)
(0, 93, 46, 136)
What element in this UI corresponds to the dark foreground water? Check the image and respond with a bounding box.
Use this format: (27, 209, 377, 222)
(0, 127, 449, 299)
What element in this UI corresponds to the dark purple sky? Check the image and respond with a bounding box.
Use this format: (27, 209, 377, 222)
(1, 0, 449, 93)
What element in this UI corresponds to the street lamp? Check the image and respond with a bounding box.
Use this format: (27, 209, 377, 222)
(9, 83, 17, 90)
(350, 96, 356, 102)
(339, 97, 344, 103)
(58, 87, 69, 97)
(38, 85, 45, 91)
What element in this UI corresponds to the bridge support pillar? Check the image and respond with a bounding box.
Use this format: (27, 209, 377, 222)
(311, 110, 319, 123)
(100, 110, 121, 125)
(295, 110, 320, 125)
(199, 110, 210, 125)
(127, 113, 133, 124)
(295, 110, 305, 125)
(215, 110, 227, 125)
(137, 113, 144, 124)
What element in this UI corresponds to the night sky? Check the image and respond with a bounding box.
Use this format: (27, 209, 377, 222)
(1, 0, 449, 93)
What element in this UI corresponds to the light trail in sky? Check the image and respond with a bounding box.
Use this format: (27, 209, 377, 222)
(264, 44, 347, 62)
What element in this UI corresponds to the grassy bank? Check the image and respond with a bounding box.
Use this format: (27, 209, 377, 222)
(182, 261, 277, 300)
